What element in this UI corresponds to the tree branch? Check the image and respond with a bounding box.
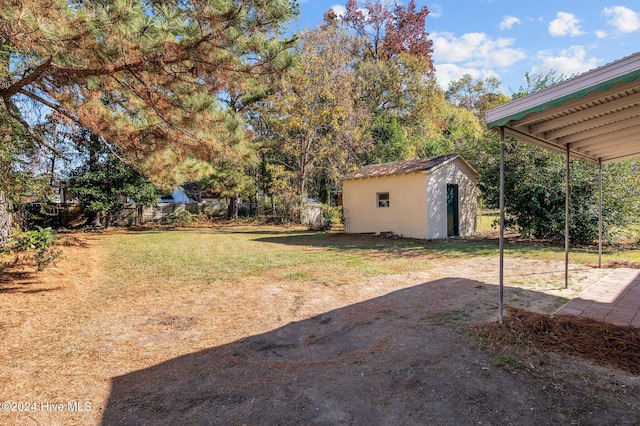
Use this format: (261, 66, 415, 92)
(17, 89, 81, 126)
(1, 97, 69, 160)
(0, 57, 52, 99)
(49, 52, 190, 79)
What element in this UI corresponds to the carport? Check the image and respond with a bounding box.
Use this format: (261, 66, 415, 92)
(486, 52, 640, 322)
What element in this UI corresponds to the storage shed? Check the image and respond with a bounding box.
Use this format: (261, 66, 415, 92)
(341, 154, 479, 239)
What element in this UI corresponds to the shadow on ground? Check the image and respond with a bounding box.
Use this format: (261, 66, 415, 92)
(101, 278, 634, 425)
(557, 268, 640, 327)
(254, 231, 581, 260)
(0, 269, 61, 294)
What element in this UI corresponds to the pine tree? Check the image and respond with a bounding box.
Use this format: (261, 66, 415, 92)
(0, 0, 298, 242)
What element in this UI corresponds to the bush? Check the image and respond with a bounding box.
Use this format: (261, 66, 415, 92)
(305, 204, 341, 231)
(161, 210, 193, 226)
(202, 206, 227, 221)
(9, 226, 63, 271)
(238, 204, 251, 218)
(486, 143, 601, 245)
(322, 205, 342, 227)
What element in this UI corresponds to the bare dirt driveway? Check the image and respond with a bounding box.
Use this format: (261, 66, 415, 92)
(1, 228, 638, 425)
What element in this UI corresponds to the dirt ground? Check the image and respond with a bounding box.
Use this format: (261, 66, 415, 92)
(1, 231, 639, 425)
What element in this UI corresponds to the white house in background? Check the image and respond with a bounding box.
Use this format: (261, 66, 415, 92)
(159, 188, 191, 204)
(341, 154, 479, 239)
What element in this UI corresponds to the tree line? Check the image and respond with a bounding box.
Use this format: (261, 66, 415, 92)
(1, 0, 637, 245)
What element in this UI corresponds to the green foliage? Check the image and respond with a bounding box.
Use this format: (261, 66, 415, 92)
(196, 159, 256, 219)
(304, 204, 342, 231)
(258, 24, 372, 201)
(9, 226, 62, 271)
(1, 0, 298, 189)
(477, 137, 640, 244)
(481, 141, 601, 244)
(510, 71, 567, 100)
(323, 205, 343, 226)
(601, 160, 640, 240)
(161, 210, 193, 227)
(445, 74, 509, 122)
(444, 70, 639, 245)
(69, 140, 160, 226)
(365, 117, 407, 164)
(12, 226, 56, 251)
(0, 102, 53, 244)
(357, 53, 446, 162)
(201, 205, 228, 221)
(251, 17, 444, 208)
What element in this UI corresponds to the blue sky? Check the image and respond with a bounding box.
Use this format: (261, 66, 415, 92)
(291, 1, 640, 94)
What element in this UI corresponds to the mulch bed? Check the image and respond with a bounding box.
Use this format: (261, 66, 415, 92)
(604, 260, 640, 269)
(479, 308, 640, 374)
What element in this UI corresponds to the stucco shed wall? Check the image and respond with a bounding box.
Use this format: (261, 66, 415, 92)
(342, 173, 428, 239)
(426, 161, 478, 239)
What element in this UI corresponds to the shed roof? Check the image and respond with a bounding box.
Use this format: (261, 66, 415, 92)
(341, 154, 478, 180)
(486, 52, 640, 164)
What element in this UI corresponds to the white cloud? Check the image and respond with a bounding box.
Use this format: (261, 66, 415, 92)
(603, 6, 640, 33)
(432, 31, 525, 91)
(434, 63, 498, 91)
(330, 4, 370, 20)
(331, 5, 346, 19)
(548, 12, 584, 37)
(430, 3, 443, 18)
(596, 30, 608, 39)
(432, 31, 526, 68)
(499, 16, 521, 30)
(533, 46, 600, 77)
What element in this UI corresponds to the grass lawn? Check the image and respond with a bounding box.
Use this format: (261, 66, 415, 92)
(98, 227, 438, 295)
(96, 225, 640, 298)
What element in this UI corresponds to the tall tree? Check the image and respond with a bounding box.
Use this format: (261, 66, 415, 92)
(455, 70, 639, 244)
(510, 71, 567, 100)
(341, 0, 434, 67)
(382, 0, 434, 64)
(602, 160, 640, 238)
(261, 24, 371, 206)
(196, 159, 257, 220)
(0, 0, 298, 241)
(327, 1, 441, 165)
(69, 135, 160, 227)
(445, 74, 508, 122)
(0, 106, 51, 242)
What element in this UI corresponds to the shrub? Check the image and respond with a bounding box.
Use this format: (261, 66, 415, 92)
(202, 206, 227, 221)
(323, 205, 342, 225)
(10, 226, 63, 271)
(161, 210, 193, 226)
(238, 204, 251, 217)
(305, 204, 341, 231)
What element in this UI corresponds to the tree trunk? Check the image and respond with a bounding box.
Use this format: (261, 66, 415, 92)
(86, 210, 102, 227)
(227, 195, 239, 220)
(254, 168, 260, 216)
(137, 205, 144, 226)
(0, 191, 12, 247)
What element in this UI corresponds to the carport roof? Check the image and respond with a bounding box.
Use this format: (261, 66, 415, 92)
(486, 52, 640, 164)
